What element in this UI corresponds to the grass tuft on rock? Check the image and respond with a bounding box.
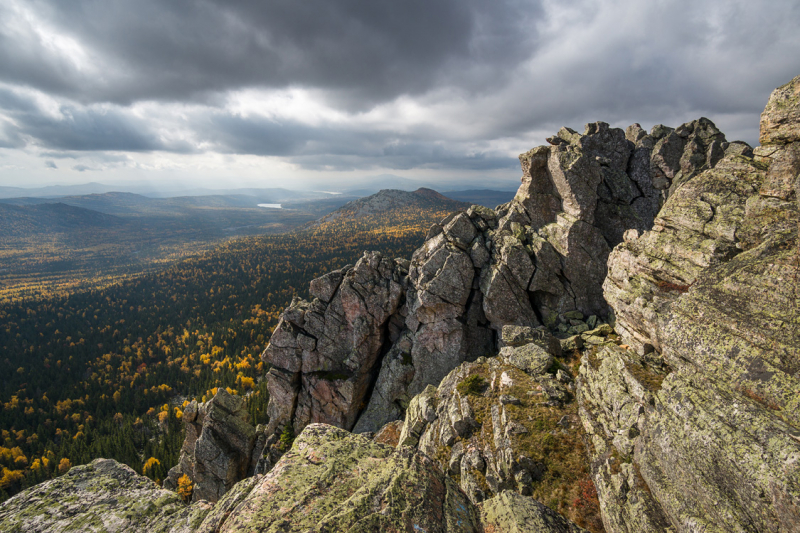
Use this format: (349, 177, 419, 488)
(457, 375, 487, 396)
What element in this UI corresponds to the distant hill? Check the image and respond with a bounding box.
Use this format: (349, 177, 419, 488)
(0, 182, 116, 199)
(440, 189, 516, 208)
(312, 188, 470, 226)
(0, 202, 126, 238)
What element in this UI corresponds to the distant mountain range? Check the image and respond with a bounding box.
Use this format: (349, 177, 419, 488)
(0, 183, 340, 201)
(0, 177, 520, 201)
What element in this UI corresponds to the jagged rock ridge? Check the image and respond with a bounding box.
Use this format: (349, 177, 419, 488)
(582, 74, 800, 532)
(261, 113, 743, 445)
(2, 74, 798, 533)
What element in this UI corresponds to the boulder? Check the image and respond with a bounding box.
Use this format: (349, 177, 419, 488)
(499, 343, 554, 376)
(760, 74, 800, 145)
(479, 490, 589, 533)
(211, 424, 483, 533)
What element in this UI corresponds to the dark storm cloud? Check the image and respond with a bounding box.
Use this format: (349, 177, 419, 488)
(199, 111, 518, 170)
(0, 92, 163, 151)
(1, 0, 799, 177)
(0, 0, 540, 107)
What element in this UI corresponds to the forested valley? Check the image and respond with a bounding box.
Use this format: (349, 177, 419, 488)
(0, 202, 459, 501)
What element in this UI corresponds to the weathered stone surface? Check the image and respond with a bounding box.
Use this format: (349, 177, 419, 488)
(500, 325, 562, 356)
(760, 142, 800, 201)
(262, 251, 403, 436)
(373, 419, 403, 447)
(479, 490, 589, 533)
(164, 389, 256, 503)
(604, 153, 767, 355)
(400, 356, 601, 528)
(587, 75, 800, 532)
(499, 343, 554, 376)
(760, 74, 800, 145)
(397, 384, 438, 447)
(308, 265, 349, 303)
(215, 424, 482, 532)
(579, 343, 800, 533)
(355, 213, 494, 433)
(0, 459, 211, 533)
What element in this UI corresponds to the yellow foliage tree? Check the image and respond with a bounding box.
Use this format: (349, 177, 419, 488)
(143, 457, 160, 475)
(58, 457, 71, 474)
(177, 474, 193, 501)
(0, 467, 24, 489)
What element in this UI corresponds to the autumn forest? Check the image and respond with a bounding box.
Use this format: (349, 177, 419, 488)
(0, 201, 460, 501)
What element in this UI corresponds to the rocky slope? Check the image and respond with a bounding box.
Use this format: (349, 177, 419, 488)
(1, 74, 798, 533)
(0, 427, 587, 532)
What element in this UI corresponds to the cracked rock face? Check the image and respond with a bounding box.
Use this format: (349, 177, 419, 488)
(163, 388, 256, 503)
(262, 251, 403, 437)
(263, 116, 739, 443)
(581, 75, 800, 533)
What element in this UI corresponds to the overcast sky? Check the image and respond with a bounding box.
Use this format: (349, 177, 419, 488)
(1, 0, 799, 191)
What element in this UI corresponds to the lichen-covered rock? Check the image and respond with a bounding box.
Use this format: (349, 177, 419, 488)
(584, 74, 800, 533)
(164, 389, 256, 503)
(760, 74, 800, 145)
(214, 424, 482, 532)
(499, 343, 554, 376)
(579, 343, 800, 533)
(479, 490, 589, 533)
(399, 354, 602, 529)
(0, 459, 211, 533)
(603, 153, 767, 355)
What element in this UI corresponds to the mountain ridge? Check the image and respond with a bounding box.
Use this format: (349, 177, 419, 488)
(310, 187, 471, 226)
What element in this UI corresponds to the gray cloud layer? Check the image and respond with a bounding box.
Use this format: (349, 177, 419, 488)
(0, 0, 799, 181)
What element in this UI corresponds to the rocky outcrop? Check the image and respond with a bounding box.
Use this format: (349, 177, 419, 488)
(760, 74, 800, 146)
(163, 389, 256, 503)
(1, 425, 591, 533)
(8, 73, 796, 533)
(580, 75, 800, 532)
(480, 490, 589, 533)
(262, 111, 742, 443)
(396, 324, 616, 529)
(261, 251, 404, 439)
(0, 458, 211, 533)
